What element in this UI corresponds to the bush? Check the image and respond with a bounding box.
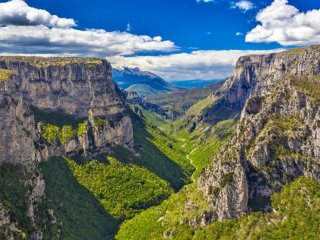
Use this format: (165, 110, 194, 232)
(60, 125, 76, 144)
(39, 122, 60, 144)
(77, 121, 88, 137)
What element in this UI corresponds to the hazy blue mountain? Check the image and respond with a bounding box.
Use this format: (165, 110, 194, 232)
(112, 67, 177, 96)
(171, 79, 220, 89)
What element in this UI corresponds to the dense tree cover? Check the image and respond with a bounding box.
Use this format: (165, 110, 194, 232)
(40, 157, 119, 240)
(77, 121, 88, 137)
(140, 107, 195, 178)
(145, 120, 194, 178)
(39, 122, 61, 144)
(117, 177, 320, 240)
(65, 156, 173, 220)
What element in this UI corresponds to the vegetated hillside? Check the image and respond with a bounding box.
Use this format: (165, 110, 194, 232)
(40, 157, 119, 240)
(112, 67, 177, 96)
(115, 120, 236, 240)
(25, 105, 192, 239)
(115, 105, 194, 190)
(117, 177, 320, 240)
(66, 156, 173, 221)
(115, 104, 237, 240)
(0, 57, 191, 239)
(144, 80, 224, 118)
(116, 45, 320, 239)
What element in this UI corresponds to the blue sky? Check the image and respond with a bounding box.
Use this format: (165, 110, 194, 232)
(0, 0, 320, 80)
(26, 0, 281, 51)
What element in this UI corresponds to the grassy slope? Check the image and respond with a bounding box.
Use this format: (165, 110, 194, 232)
(176, 119, 236, 180)
(145, 82, 222, 115)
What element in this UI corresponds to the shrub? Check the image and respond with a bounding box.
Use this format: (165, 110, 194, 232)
(0, 69, 14, 81)
(39, 122, 60, 144)
(78, 121, 88, 137)
(60, 125, 76, 144)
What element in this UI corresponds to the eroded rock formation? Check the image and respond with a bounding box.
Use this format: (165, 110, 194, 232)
(0, 57, 134, 239)
(198, 46, 320, 222)
(0, 56, 134, 164)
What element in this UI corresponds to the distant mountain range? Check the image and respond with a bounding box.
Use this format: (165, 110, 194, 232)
(112, 67, 177, 96)
(171, 79, 220, 89)
(112, 67, 222, 96)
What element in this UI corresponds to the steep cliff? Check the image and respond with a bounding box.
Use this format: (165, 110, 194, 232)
(0, 56, 134, 163)
(198, 45, 320, 221)
(0, 57, 134, 239)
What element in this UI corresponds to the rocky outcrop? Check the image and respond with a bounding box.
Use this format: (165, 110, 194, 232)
(198, 46, 320, 222)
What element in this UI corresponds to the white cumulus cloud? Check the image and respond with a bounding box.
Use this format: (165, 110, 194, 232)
(231, 1, 254, 12)
(0, 0, 76, 28)
(0, 0, 177, 56)
(0, 25, 177, 57)
(246, 0, 320, 46)
(109, 49, 281, 80)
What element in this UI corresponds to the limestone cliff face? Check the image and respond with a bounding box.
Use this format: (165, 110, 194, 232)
(0, 57, 134, 163)
(0, 84, 39, 165)
(198, 46, 320, 222)
(0, 57, 134, 239)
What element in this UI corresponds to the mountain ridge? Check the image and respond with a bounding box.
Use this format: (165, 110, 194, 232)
(112, 67, 177, 96)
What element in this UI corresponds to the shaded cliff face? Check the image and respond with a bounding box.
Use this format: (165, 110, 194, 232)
(0, 56, 134, 164)
(198, 46, 320, 222)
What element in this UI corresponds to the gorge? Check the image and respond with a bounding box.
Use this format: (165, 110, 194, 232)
(1, 45, 320, 240)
